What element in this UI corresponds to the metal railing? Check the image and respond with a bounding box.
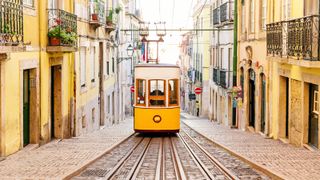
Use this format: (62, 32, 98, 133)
(220, 1, 234, 23)
(213, 8, 219, 25)
(0, 0, 23, 45)
(267, 15, 320, 61)
(47, 9, 77, 47)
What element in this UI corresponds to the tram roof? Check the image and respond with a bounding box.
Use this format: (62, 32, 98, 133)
(135, 63, 179, 68)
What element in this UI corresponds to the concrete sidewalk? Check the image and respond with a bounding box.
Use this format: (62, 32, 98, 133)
(181, 112, 320, 180)
(0, 118, 134, 179)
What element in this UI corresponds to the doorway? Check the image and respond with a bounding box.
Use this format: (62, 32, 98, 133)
(99, 42, 104, 126)
(23, 70, 30, 147)
(248, 69, 255, 128)
(260, 73, 266, 133)
(51, 65, 62, 139)
(309, 84, 319, 148)
(279, 76, 289, 139)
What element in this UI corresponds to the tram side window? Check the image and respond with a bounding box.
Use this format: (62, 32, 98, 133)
(169, 79, 179, 106)
(149, 80, 165, 106)
(136, 79, 146, 106)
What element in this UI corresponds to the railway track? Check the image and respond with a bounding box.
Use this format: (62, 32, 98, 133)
(71, 126, 270, 180)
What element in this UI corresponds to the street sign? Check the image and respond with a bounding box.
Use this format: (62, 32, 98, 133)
(194, 87, 202, 94)
(189, 93, 196, 100)
(130, 86, 135, 93)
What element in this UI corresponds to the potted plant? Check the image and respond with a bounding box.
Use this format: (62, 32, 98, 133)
(115, 6, 122, 14)
(48, 26, 61, 46)
(3, 24, 11, 45)
(106, 10, 113, 25)
(90, 0, 99, 21)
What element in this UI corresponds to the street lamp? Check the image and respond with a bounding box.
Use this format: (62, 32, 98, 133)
(117, 44, 134, 64)
(127, 44, 134, 57)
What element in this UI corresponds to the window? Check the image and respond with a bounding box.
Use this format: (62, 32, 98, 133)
(136, 79, 146, 106)
(169, 79, 179, 106)
(80, 47, 86, 87)
(314, 91, 319, 114)
(107, 61, 110, 75)
(90, 46, 95, 82)
(107, 95, 110, 114)
(112, 57, 115, 73)
(149, 80, 165, 106)
(282, 0, 291, 20)
(24, 0, 34, 7)
(241, 4, 246, 33)
(261, 0, 267, 30)
(250, 0, 255, 33)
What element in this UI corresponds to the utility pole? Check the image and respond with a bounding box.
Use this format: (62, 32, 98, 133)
(232, 0, 238, 127)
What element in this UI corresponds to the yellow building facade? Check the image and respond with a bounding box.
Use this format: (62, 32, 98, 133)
(237, 0, 269, 135)
(192, 0, 211, 116)
(267, 0, 320, 149)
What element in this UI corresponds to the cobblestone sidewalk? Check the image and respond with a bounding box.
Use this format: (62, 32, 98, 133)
(0, 118, 134, 179)
(181, 112, 320, 180)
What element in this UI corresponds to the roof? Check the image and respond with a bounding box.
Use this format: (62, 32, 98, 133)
(135, 63, 180, 68)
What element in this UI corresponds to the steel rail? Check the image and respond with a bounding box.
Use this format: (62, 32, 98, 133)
(155, 138, 163, 180)
(178, 133, 215, 180)
(181, 130, 240, 180)
(169, 136, 187, 180)
(105, 137, 151, 180)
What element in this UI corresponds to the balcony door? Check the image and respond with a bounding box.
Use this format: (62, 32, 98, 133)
(48, 0, 63, 9)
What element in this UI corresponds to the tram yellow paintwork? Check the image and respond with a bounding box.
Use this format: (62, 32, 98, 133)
(134, 63, 180, 133)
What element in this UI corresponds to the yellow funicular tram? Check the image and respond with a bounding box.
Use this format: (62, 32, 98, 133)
(134, 63, 180, 133)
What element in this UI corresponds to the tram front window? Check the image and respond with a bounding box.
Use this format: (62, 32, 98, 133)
(169, 79, 179, 106)
(149, 80, 165, 106)
(136, 79, 146, 106)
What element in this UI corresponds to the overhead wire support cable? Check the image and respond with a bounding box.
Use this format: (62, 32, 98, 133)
(121, 28, 233, 32)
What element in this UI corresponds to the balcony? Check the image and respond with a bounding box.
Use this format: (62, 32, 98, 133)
(213, 8, 219, 25)
(47, 9, 77, 52)
(213, 68, 231, 89)
(213, 67, 218, 83)
(220, 1, 234, 23)
(267, 15, 320, 65)
(105, 10, 117, 32)
(0, 0, 24, 56)
(89, 0, 105, 28)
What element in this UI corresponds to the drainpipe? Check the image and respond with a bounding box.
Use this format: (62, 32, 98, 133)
(231, 0, 238, 127)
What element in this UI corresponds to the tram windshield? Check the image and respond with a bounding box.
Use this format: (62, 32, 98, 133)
(149, 80, 165, 106)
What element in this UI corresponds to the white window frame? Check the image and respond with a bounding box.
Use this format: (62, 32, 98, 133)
(23, 0, 34, 7)
(80, 47, 86, 87)
(282, 0, 291, 20)
(250, 0, 255, 33)
(90, 46, 96, 82)
(261, 0, 267, 30)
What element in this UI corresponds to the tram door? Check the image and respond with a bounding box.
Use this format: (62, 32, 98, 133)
(309, 84, 319, 148)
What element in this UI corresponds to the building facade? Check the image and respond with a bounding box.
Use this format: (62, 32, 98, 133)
(236, 0, 269, 135)
(267, 0, 320, 149)
(209, 0, 234, 127)
(192, 0, 211, 117)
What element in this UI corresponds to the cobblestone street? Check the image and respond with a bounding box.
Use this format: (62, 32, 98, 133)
(182, 113, 320, 180)
(0, 118, 133, 179)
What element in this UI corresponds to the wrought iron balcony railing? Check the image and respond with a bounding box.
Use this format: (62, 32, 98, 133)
(220, 1, 234, 23)
(267, 15, 320, 61)
(105, 9, 117, 31)
(0, 0, 23, 46)
(47, 9, 77, 47)
(213, 67, 218, 84)
(213, 8, 219, 25)
(89, 0, 105, 25)
(219, 69, 227, 88)
(266, 22, 283, 56)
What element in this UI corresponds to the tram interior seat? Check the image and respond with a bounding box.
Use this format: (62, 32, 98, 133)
(150, 90, 165, 106)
